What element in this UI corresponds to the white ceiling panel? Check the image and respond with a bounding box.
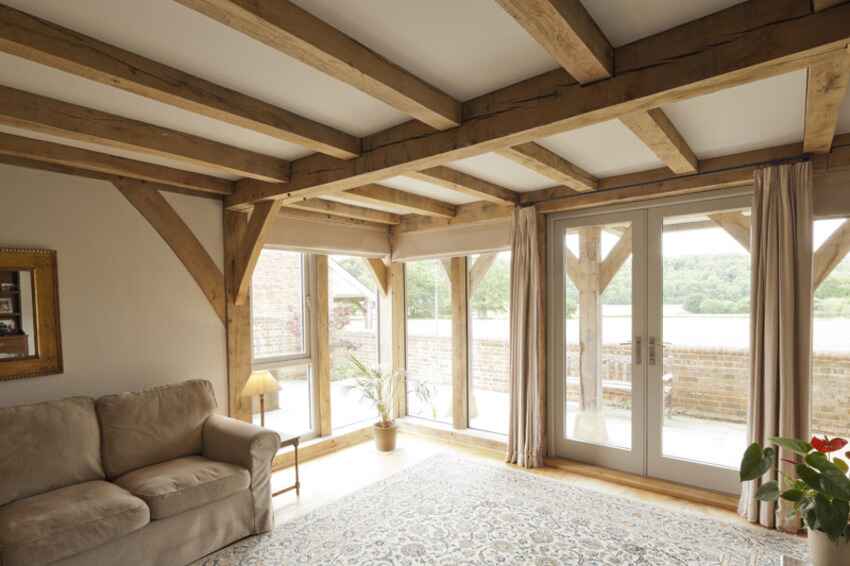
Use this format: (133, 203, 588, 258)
(837, 89, 850, 135)
(0, 53, 313, 161)
(0, 124, 237, 180)
(661, 70, 806, 160)
(293, 0, 558, 101)
(1, 0, 407, 137)
(538, 120, 665, 178)
(379, 177, 478, 205)
(582, 0, 745, 47)
(448, 154, 554, 192)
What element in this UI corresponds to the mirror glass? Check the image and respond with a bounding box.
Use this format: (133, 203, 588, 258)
(0, 270, 37, 360)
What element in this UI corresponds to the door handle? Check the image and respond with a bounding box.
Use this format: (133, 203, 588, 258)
(634, 336, 642, 365)
(648, 336, 657, 366)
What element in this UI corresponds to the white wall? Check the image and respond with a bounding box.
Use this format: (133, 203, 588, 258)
(0, 164, 228, 409)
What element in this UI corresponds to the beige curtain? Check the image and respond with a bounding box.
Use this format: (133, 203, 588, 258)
(507, 207, 545, 468)
(739, 161, 814, 529)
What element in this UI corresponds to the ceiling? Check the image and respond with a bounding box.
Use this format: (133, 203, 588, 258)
(0, 0, 846, 213)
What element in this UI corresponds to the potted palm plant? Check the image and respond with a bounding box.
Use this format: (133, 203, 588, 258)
(740, 435, 850, 566)
(346, 355, 433, 452)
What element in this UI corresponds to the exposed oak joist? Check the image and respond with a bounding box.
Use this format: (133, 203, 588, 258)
(0, 86, 290, 182)
(233, 200, 282, 305)
(620, 108, 699, 174)
(494, 0, 612, 83)
(0, 4, 359, 159)
(175, 0, 460, 130)
(114, 179, 226, 323)
(803, 49, 850, 154)
(394, 201, 514, 233)
(288, 199, 400, 225)
(226, 0, 850, 208)
(0, 131, 233, 195)
(278, 206, 389, 230)
(497, 143, 598, 192)
(814, 219, 850, 288)
(342, 185, 457, 218)
(407, 166, 519, 205)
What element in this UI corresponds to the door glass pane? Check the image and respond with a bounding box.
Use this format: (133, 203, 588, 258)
(257, 363, 313, 437)
(251, 249, 306, 361)
(329, 256, 381, 430)
(564, 222, 633, 449)
(405, 259, 451, 423)
(812, 219, 850, 456)
(660, 209, 751, 468)
(469, 251, 511, 434)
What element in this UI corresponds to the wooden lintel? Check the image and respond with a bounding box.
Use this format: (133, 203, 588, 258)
(233, 200, 282, 305)
(114, 179, 226, 324)
(814, 219, 850, 288)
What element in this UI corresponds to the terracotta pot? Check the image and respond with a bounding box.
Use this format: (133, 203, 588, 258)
(374, 422, 397, 452)
(809, 529, 850, 566)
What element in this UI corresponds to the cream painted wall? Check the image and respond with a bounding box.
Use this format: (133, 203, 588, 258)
(0, 164, 228, 409)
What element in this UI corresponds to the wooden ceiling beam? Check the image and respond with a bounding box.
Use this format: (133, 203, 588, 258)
(619, 108, 698, 174)
(0, 4, 359, 159)
(175, 0, 460, 130)
(406, 166, 519, 205)
(497, 142, 597, 192)
(394, 201, 513, 233)
(494, 0, 612, 83)
(278, 206, 388, 230)
(0, 86, 289, 182)
(342, 185, 457, 218)
(288, 198, 401, 225)
(803, 48, 850, 154)
(226, 0, 848, 207)
(0, 131, 233, 195)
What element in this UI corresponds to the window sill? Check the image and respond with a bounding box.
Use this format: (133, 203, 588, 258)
(395, 417, 507, 453)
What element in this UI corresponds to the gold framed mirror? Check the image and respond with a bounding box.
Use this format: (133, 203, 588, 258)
(0, 248, 62, 380)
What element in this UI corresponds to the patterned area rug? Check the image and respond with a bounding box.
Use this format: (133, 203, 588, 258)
(199, 454, 806, 565)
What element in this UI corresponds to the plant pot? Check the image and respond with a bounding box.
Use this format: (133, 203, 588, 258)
(374, 422, 397, 452)
(809, 529, 850, 566)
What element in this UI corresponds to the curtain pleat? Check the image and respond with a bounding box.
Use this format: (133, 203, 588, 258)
(506, 207, 545, 468)
(738, 162, 813, 530)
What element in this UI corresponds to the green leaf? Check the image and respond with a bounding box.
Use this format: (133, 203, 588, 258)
(755, 481, 780, 501)
(741, 443, 774, 481)
(781, 488, 804, 502)
(806, 453, 850, 500)
(769, 437, 813, 455)
(835, 459, 849, 474)
(814, 494, 850, 541)
(797, 463, 824, 491)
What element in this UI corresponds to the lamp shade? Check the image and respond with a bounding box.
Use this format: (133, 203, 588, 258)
(241, 370, 280, 398)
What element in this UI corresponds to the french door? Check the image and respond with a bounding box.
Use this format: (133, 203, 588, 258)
(548, 192, 752, 494)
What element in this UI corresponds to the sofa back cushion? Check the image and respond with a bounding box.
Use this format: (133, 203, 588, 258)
(0, 397, 104, 507)
(96, 380, 217, 479)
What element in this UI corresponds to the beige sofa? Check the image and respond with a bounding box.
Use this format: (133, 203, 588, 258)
(0, 380, 280, 566)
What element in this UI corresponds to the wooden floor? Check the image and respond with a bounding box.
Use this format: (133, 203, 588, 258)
(269, 431, 747, 527)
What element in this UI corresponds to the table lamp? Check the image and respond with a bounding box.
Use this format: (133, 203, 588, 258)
(241, 370, 280, 427)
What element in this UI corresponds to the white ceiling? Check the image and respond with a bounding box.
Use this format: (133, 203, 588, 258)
(0, 0, 846, 210)
(662, 70, 807, 160)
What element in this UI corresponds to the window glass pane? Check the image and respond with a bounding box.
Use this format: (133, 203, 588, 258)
(469, 252, 511, 434)
(253, 363, 313, 437)
(812, 219, 850, 448)
(329, 256, 381, 430)
(405, 259, 452, 423)
(251, 249, 306, 361)
(659, 209, 751, 469)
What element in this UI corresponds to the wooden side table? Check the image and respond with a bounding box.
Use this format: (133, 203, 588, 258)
(272, 435, 300, 497)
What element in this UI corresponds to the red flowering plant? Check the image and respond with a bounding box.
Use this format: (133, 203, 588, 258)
(740, 435, 850, 541)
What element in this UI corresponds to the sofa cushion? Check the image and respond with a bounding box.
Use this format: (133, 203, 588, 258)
(0, 397, 104, 507)
(96, 380, 217, 479)
(0, 480, 149, 566)
(114, 455, 250, 520)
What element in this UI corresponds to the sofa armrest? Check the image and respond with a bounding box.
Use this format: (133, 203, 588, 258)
(203, 415, 280, 533)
